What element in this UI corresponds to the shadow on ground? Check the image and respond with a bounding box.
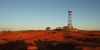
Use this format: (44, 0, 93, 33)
(34, 39, 82, 50)
(0, 40, 32, 50)
(0, 39, 82, 50)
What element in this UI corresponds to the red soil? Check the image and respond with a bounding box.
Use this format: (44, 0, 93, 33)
(0, 31, 100, 50)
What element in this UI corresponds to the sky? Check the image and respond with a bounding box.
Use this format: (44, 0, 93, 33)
(0, 0, 100, 31)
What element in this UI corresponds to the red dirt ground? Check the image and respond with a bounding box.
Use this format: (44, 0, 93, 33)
(0, 30, 100, 50)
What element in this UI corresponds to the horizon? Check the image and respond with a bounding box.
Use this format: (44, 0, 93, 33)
(0, 0, 100, 31)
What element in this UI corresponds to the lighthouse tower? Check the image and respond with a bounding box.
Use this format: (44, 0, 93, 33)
(67, 8, 73, 31)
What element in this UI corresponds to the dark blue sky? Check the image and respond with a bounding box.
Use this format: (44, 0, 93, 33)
(0, 0, 100, 31)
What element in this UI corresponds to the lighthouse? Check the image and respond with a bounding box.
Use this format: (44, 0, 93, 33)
(67, 8, 73, 31)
